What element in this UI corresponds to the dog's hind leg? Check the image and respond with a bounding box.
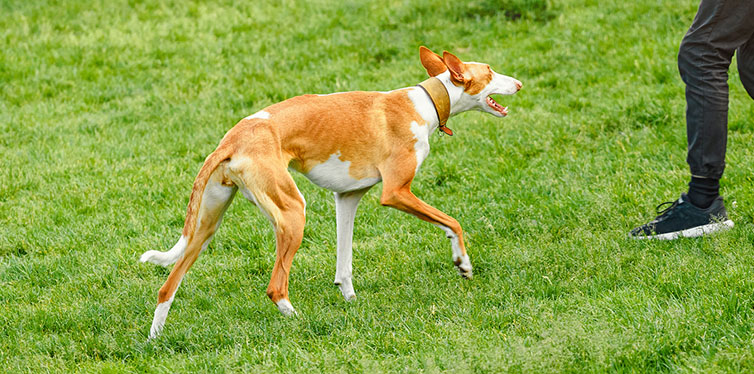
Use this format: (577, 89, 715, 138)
(333, 188, 370, 301)
(228, 155, 306, 316)
(149, 164, 236, 339)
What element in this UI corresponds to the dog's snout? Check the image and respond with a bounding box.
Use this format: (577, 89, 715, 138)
(514, 80, 522, 91)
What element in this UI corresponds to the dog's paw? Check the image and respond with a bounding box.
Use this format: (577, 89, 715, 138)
(148, 301, 172, 340)
(276, 299, 298, 316)
(336, 279, 357, 301)
(454, 254, 473, 279)
(458, 266, 473, 279)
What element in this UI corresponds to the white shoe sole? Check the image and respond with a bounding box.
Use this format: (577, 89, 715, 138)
(633, 220, 734, 240)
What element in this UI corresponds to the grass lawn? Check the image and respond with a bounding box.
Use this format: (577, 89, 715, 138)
(2, 0, 754, 372)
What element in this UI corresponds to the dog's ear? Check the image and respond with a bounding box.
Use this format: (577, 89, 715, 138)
(442, 51, 466, 84)
(420, 46, 447, 77)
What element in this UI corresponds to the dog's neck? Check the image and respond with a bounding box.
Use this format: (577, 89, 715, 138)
(417, 77, 452, 135)
(433, 70, 468, 117)
(414, 71, 468, 136)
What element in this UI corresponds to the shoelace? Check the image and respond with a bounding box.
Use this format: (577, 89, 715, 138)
(655, 200, 679, 219)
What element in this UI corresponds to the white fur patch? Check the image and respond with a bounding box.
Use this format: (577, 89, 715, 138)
(276, 299, 296, 316)
(434, 224, 462, 257)
(304, 152, 381, 193)
(140, 236, 187, 267)
(433, 224, 472, 277)
(244, 110, 270, 120)
(333, 189, 368, 302)
(409, 121, 430, 174)
(407, 88, 441, 128)
(456, 253, 472, 278)
(338, 278, 356, 301)
(189, 179, 236, 243)
(490, 71, 521, 96)
(149, 301, 172, 339)
(149, 279, 183, 339)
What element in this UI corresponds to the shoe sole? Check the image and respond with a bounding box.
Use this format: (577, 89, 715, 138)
(632, 220, 734, 240)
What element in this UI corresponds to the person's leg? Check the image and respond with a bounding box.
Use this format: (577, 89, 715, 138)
(679, 0, 754, 208)
(737, 36, 754, 101)
(631, 0, 754, 239)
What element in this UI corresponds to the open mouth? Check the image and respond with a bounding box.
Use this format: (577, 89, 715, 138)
(486, 95, 508, 116)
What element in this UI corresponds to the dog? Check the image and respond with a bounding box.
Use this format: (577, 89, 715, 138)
(140, 46, 522, 338)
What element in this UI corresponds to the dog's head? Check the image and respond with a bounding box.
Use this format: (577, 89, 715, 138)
(419, 46, 521, 117)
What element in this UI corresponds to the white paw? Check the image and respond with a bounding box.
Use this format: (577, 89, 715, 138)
(149, 301, 172, 339)
(148, 325, 162, 340)
(336, 278, 357, 301)
(454, 254, 473, 279)
(276, 299, 297, 316)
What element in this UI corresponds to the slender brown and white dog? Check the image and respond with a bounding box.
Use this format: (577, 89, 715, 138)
(140, 46, 521, 338)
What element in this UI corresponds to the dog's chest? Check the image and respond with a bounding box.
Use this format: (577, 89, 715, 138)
(410, 121, 431, 173)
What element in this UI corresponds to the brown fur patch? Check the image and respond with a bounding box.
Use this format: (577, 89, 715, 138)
(463, 63, 493, 96)
(245, 90, 426, 181)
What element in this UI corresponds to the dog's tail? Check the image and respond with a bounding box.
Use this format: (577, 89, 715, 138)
(181, 144, 234, 241)
(140, 144, 234, 266)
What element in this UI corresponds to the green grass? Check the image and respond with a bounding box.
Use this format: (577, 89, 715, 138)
(2, 0, 754, 372)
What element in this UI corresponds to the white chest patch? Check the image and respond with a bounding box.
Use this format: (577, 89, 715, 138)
(244, 110, 270, 120)
(304, 152, 381, 193)
(410, 121, 430, 174)
(407, 87, 441, 126)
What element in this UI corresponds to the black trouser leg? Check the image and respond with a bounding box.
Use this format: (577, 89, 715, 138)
(678, 0, 754, 181)
(738, 37, 754, 101)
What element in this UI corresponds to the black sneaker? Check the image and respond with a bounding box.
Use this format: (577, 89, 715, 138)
(630, 193, 734, 240)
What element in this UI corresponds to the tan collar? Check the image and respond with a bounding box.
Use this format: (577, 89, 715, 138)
(417, 77, 453, 136)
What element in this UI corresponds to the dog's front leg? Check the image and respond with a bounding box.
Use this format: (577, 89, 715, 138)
(379, 165, 472, 278)
(333, 187, 371, 301)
